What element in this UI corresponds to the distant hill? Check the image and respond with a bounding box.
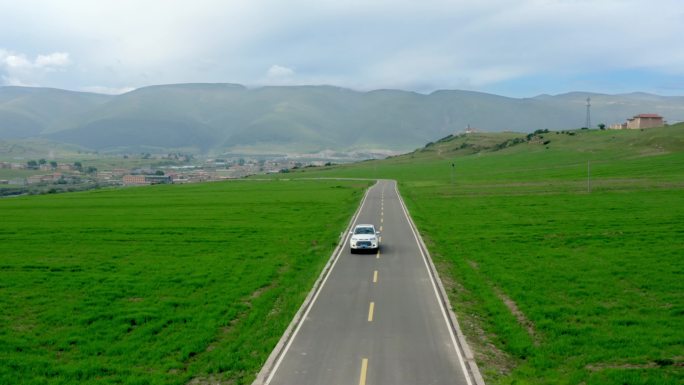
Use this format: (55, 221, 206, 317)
(0, 87, 111, 139)
(1, 84, 683, 155)
(411, 122, 684, 160)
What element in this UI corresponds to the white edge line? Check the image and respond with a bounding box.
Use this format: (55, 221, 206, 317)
(254, 181, 377, 385)
(394, 181, 484, 385)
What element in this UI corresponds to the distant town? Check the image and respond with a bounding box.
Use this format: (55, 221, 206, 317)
(0, 154, 336, 196)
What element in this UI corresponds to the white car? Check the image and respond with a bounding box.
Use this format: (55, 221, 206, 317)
(349, 224, 380, 253)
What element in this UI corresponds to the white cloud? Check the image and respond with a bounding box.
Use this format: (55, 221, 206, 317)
(259, 65, 298, 86)
(4, 54, 32, 69)
(0, 49, 72, 86)
(0, 50, 70, 70)
(266, 65, 295, 79)
(81, 85, 135, 95)
(35, 52, 71, 68)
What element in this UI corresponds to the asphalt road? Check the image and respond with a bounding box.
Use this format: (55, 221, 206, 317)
(264, 180, 472, 385)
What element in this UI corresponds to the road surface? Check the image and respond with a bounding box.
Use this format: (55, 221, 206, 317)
(261, 180, 474, 385)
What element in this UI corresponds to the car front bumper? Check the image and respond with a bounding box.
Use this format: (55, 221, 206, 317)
(350, 240, 378, 250)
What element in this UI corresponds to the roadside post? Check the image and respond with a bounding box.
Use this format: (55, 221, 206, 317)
(451, 162, 455, 185)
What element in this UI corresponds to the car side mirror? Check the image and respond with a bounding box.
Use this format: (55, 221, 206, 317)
(376, 231, 381, 235)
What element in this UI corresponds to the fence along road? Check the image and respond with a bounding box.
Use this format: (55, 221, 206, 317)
(254, 179, 481, 385)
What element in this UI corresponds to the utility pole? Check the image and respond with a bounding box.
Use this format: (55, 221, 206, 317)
(585, 97, 591, 129)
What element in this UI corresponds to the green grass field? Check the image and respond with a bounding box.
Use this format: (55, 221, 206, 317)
(0, 180, 370, 385)
(278, 125, 684, 384)
(0, 169, 46, 180)
(3, 124, 683, 385)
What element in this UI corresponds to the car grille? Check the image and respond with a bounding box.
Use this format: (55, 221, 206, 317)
(357, 241, 372, 247)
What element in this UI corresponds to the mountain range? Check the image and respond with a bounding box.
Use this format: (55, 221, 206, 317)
(1, 83, 683, 155)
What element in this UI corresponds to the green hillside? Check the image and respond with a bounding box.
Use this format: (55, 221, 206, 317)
(300, 124, 684, 186)
(0, 87, 111, 139)
(2, 84, 684, 155)
(277, 124, 684, 385)
(0, 138, 91, 162)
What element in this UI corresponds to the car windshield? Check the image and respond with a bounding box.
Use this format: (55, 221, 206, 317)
(354, 227, 375, 235)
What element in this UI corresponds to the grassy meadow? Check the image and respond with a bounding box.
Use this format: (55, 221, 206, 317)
(2, 123, 682, 385)
(280, 125, 684, 384)
(0, 179, 370, 385)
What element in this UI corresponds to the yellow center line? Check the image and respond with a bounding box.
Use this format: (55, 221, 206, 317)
(359, 358, 368, 385)
(373, 270, 378, 283)
(381, 217, 383, 223)
(376, 250, 380, 259)
(368, 302, 375, 322)
(379, 225, 383, 232)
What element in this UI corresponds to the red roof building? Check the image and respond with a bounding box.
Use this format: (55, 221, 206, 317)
(626, 113, 664, 129)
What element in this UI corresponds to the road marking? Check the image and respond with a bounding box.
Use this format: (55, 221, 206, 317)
(359, 358, 368, 385)
(381, 217, 383, 223)
(378, 236, 382, 243)
(376, 250, 380, 259)
(380, 225, 383, 231)
(394, 182, 473, 385)
(263, 184, 375, 385)
(373, 270, 378, 283)
(368, 302, 375, 322)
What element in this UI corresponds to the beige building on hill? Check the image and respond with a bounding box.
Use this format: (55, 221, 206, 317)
(610, 113, 665, 129)
(627, 114, 664, 129)
(122, 175, 147, 185)
(122, 174, 172, 186)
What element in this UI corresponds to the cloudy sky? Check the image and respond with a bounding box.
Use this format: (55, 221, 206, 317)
(1, 0, 683, 96)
